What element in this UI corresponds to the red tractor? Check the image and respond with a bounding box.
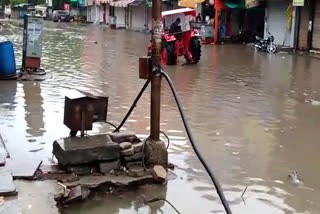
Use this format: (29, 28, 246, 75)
(148, 8, 201, 65)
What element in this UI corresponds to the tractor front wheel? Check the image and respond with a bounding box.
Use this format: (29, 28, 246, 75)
(190, 37, 201, 64)
(162, 41, 177, 65)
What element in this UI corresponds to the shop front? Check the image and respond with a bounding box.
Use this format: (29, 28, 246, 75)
(214, 0, 265, 43)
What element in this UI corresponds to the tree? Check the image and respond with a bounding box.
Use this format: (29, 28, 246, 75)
(10, 0, 27, 7)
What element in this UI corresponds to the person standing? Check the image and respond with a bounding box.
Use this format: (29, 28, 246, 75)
(196, 13, 202, 22)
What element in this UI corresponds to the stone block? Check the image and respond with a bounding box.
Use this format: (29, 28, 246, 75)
(126, 161, 143, 169)
(52, 134, 120, 166)
(144, 138, 168, 167)
(66, 165, 91, 176)
(99, 159, 120, 174)
(124, 152, 143, 162)
(127, 166, 145, 177)
(120, 142, 132, 150)
(108, 133, 141, 144)
(64, 186, 82, 204)
(0, 171, 16, 196)
(132, 142, 143, 153)
(120, 147, 134, 156)
(151, 165, 167, 184)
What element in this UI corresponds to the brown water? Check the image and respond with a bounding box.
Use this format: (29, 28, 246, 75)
(1, 21, 320, 214)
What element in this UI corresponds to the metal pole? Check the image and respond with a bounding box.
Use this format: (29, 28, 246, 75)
(150, 0, 162, 140)
(22, 15, 28, 69)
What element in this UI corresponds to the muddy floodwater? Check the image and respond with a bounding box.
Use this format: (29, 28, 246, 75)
(1, 21, 320, 214)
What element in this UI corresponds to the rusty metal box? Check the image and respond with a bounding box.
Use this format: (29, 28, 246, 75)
(139, 56, 152, 79)
(64, 90, 108, 132)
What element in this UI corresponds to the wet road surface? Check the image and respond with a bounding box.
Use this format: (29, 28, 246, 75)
(1, 21, 320, 213)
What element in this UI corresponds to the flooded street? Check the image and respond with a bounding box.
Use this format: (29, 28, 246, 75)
(1, 21, 320, 213)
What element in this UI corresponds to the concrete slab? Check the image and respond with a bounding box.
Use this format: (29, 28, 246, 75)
(0, 152, 5, 166)
(63, 172, 153, 189)
(5, 159, 43, 179)
(0, 135, 9, 166)
(53, 135, 120, 166)
(0, 171, 16, 196)
(12, 180, 63, 214)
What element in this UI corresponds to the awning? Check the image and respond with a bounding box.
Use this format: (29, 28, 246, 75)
(129, 0, 144, 6)
(110, 0, 135, 7)
(101, 0, 113, 3)
(178, 0, 205, 8)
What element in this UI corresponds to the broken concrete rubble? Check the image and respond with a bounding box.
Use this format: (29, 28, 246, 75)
(132, 142, 143, 153)
(119, 142, 132, 150)
(127, 166, 145, 177)
(123, 152, 143, 162)
(55, 185, 91, 204)
(48, 132, 171, 207)
(52, 134, 120, 166)
(125, 161, 143, 169)
(108, 133, 141, 144)
(62, 172, 153, 189)
(151, 165, 167, 184)
(120, 147, 134, 156)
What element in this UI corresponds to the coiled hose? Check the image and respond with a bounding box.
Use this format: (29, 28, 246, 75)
(161, 70, 232, 214)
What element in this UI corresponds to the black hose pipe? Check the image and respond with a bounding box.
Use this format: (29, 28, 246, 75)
(161, 70, 232, 214)
(114, 79, 150, 132)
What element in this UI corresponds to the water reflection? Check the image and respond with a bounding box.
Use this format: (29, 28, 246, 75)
(1, 22, 320, 213)
(24, 82, 45, 137)
(0, 80, 17, 112)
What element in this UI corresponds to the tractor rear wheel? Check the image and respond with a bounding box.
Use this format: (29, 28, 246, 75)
(162, 41, 177, 65)
(189, 37, 201, 64)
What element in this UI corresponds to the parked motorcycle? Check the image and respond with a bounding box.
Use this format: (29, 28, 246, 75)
(255, 33, 277, 54)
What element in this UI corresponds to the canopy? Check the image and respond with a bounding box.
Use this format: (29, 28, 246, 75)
(224, 0, 245, 9)
(178, 0, 205, 8)
(110, 0, 135, 7)
(162, 8, 196, 17)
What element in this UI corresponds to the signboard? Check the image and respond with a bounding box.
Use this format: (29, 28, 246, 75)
(47, 0, 53, 7)
(4, 6, 11, 15)
(246, 0, 260, 8)
(26, 17, 43, 58)
(293, 0, 304, 6)
(64, 3, 70, 11)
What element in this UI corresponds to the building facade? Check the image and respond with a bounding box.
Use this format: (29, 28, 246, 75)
(297, 0, 320, 51)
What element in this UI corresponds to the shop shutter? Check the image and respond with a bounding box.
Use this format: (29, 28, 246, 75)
(266, 0, 291, 47)
(312, 1, 320, 49)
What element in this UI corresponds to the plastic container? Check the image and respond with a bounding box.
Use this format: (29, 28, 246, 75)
(0, 41, 16, 77)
